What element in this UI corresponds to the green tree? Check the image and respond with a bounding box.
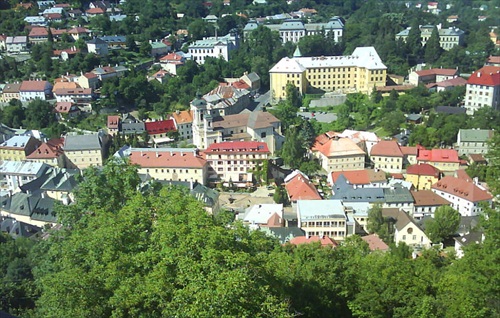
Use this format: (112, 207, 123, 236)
(406, 20, 423, 64)
(273, 185, 288, 205)
(23, 99, 56, 130)
(425, 206, 461, 243)
(380, 109, 405, 136)
(139, 41, 152, 57)
(424, 26, 442, 64)
(280, 125, 306, 169)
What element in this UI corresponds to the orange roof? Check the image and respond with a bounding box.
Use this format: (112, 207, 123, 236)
(54, 88, 92, 95)
(455, 169, 472, 182)
(411, 190, 450, 206)
(401, 146, 418, 155)
(54, 102, 78, 113)
(415, 68, 458, 77)
(86, 7, 105, 14)
(285, 173, 321, 201)
(171, 110, 193, 124)
(361, 234, 389, 251)
(160, 52, 184, 62)
(432, 176, 492, 202)
(312, 135, 365, 158)
(289, 236, 338, 247)
(487, 56, 500, 64)
(20, 80, 50, 92)
(467, 66, 500, 86)
(417, 148, 459, 163)
(29, 27, 48, 37)
(52, 81, 81, 92)
(107, 115, 120, 129)
(406, 163, 440, 177)
(129, 149, 207, 168)
(370, 140, 403, 157)
(26, 138, 64, 159)
(330, 169, 386, 185)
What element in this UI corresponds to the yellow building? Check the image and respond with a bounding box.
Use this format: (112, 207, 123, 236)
(0, 136, 41, 162)
(405, 163, 441, 190)
(269, 46, 387, 104)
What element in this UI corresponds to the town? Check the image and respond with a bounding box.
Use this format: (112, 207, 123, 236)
(0, 0, 499, 316)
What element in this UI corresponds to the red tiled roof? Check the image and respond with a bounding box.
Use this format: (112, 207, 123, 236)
(401, 146, 418, 155)
(455, 169, 472, 182)
(129, 150, 207, 168)
(20, 80, 49, 92)
(144, 119, 176, 135)
(487, 56, 500, 64)
(330, 169, 386, 185)
(52, 81, 80, 92)
(68, 27, 90, 34)
(468, 154, 487, 163)
(289, 236, 338, 247)
(54, 3, 71, 7)
(29, 27, 48, 37)
(107, 115, 120, 129)
(54, 88, 92, 95)
(417, 148, 459, 163)
(160, 52, 184, 61)
(45, 13, 62, 19)
(391, 173, 404, 179)
(435, 77, 467, 87)
(467, 66, 500, 86)
(361, 234, 389, 251)
(411, 190, 451, 207)
(50, 28, 68, 36)
(83, 72, 98, 79)
(205, 141, 269, 154)
(432, 176, 492, 202)
(86, 7, 105, 14)
(415, 68, 458, 77)
(54, 102, 78, 113)
(370, 140, 403, 157)
(53, 47, 80, 56)
(285, 173, 322, 201)
(26, 138, 64, 159)
(171, 110, 193, 124)
(312, 134, 365, 158)
(406, 163, 440, 177)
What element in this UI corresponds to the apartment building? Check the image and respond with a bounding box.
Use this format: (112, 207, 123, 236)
(464, 66, 500, 115)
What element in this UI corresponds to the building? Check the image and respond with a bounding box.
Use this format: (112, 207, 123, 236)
(456, 129, 494, 156)
(284, 170, 322, 203)
(269, 47, 387, 103)
(464, 66, 500, 114)
(288, 235, 338, 247)
(54, 102, 80, 119)
(170, 110, 193, 142)
(86, 37, 108, 56)
(243, 17, 344, 43)
(54, 88, 93, 104)
(150, 40, 170, 57)
(411, 190, 451, 219)
(78, 72, 99, 89)
(159, 52, 186, 75)
(202, 83, 252, 116)
(416, 148, 459, 172)
(188, 32, 239, 64)
(0, 161, 50, 191)
(396, 25, 464, 50)
(107, 115, 120, 136)
(19, 80, 53, 102)
(0, 83, 21, 103)
(0, 136, 41, 162)
(0, 193, 57, 227)
(370, 140, 404, 173)
(126, 147, 208, 185)
(486, 55, 500, 67)
(6, 36, 28, 53)
(190, 183, 220, 214)
(239, 203, 284, 228)
(338, 129, 380, 154)
(361, 234, 389, 252)
(432, 176, 493, 216)
(144, 119, 177, 141)
(63, 133, 109, 169)
(204, 141, 270, 186)
(28, 27, 49, 43)
(381, 208, 431, 248)
(408, 68, 458, 86)
(311, 133, 366, 172)
(454, 231, 483, 258)
(25, 138, 66, 167)
(405, 163, 441, 190)
(328, 169, 387, 189)
(297, 200, 348, 241)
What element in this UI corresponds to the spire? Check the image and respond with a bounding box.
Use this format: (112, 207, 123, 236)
(293, 46, 302, 58)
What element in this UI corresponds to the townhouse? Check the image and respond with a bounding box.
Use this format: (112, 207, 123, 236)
(370, 140, 404, 173)
(416, 148, 460, 172)
(170, 110, 193, 142)
(464, 66, 500, 115)
(25, 138, 66, 168)
(0, 161, 50, 191)
(188, 33, 239, 64)
(381, 208, 431, 248)
(411, 190, 451, 220)
(311, 132, 366, 172)
(239, 203, 284, 228)
(405, 163, 441, 190)
(297, 200, 348, 242)
(19, 80, 53, 102)
(456, 129, 494, 156)
(63, 133, 109, 169)
(328, 169, 387, 189)
(0, 136, 41, 162)
(284, 170, 322, 203)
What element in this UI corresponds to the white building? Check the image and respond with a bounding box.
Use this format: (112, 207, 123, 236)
(396, 24, 465, 50)
(297, 200, 348, 242)
(19, 80, 53, 102)
(87, 38, 108, 56)
(456, 129, 494, 156)
(188, 33, 239, 64)
(464, 66, 500, 115)
(54, 88, 93, 104)
(6, 36, 28, 53)
(0, 161, 50, 191)
(170, 110, 193, 142)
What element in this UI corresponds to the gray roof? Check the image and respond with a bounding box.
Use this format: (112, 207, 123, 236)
(0, 217, 41, 239)
(243, 21, 260, 32)
(458, 129, 494, 142)
(331, 174, 385, 203)
(190, 183, 219, 207)
(121, 122, 145, 134)
(383, 185, 414, 204)
(435, 106, 466, 114)
(0, 136, 35, 149)
(87, 37, 107, 45)
(64, 134, 102, 151)
(99, 35, 127, 43)
(280, 20, 306, 31)
(454, 231, 483, 247)
(30, 197, 56, 223)
(261, 226, 305, 244)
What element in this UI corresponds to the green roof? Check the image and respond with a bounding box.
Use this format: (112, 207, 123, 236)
(459, 129, 494, 142)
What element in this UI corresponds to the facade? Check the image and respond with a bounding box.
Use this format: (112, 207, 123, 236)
(243, 17, 344, 43)
(25, 138, 66, 167)
(0, 136, 41, 162)
(159, 52, 186, 75)
(170, 110, 193, 142)
(382, 208, 431, 248)
(328, 169, 387, 189)
(6, 36, 28, 53)
(28, 27, 49, 43)
(19, 80, 53, 102)
(0, 193, 57, 227)
(204, 141, 270, 186)
(78, 72, 99, 89)
(63, 133, 109, 169)
(416, 148, 460, 172)
(107, 115, 120, 136)
(188, 33, 239, 64)
(269, 47, 387, 103)
(0, 83, 21, 103)
(144, 119, 177, 141)
(405, 163, 441, 190)
(411, 190, 451, 219)
(464, 66, 500, 115)
(86, 37, 108, 56)
(456, 129, 494, 156)
(126, 148, 208, 185)
(370, 140, 404, 173)
(432, 176, 493, 216)
(311, 133, 366, 172)
(54, 88, 93, 104)
(297, 200, 348, 242)
(0, 161, 50, 191)
(396, 25, 464, 50)
(408, 68, 458, 86)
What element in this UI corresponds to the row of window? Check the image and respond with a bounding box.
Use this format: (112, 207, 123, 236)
(217, 167, 246, 172)
(145, 168, 199, 174)
(302, 221, 346, 227)
(307, 231, 346, 237)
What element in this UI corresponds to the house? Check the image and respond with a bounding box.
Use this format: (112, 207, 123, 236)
(0, 161, 50, 191)
(91, 65, 127, 81)
(284, 170, 322, 203)
(28, 27, 49, 43)
(19, 166, 78, 204)
(454, 231, 483, 258)
(54, 88, 93, 104)
(401, 146, 418, 165)
(107, 115, 120, 136)
(26, 138, 66, 167)
(405, 163, 441, 190)
(361, 234, 389, 252)
(0, 83, 22, 103)
(6, 36, 28, 53)
(328, 169, 387, 189)
(297, 199, 348, 241)
(78, 72, 99, 89)
(370, 140, 404, 173)
(431, 176, 493, 216)
(204, 141, 270, 186)
(188, 32, 239, 64)
(125, 147, 208, 185)
(330, 174, 385, 204)
(456, 129, 494, 156)
(190, 183, 220, 214)
(486, 55, 500, 67)
(339, 129, 380, 154)
(148, 69, 170, 84)
(288, 235, 338, 247)
(426, 77, 467, 92)
(87, 38, 108, 56)
(68, 27, 91, 41)
(53, 47, 80, 61)
(159, 52, 186, 75)
(381, 208, 431, 248)
(416, 148, 459, 172)
(19, 80, 53, 102)
(0, 136, 42, 162)
(447, 15, 459, 23)
(464, 66, 500, 115)
(411, 190, 451, 219)
(170, 110, 193, 142)
(120, 114, 145, 135)
(0, 218, 41, 239)
(144, 119, 177, 145)
(396, 25, 464, 50)
(311, 133, 366, 172)
(468, 154, 487, 165)
(98, 35, 127, 47)
(150, 40, 170, 57)
(260, 227, 305, 244)
(239, 203, 284, 228)
(383, 183, 414, 213)
(0, 193, 57, 227)
(408, 68, 458, 86)
(270, 47, 387, 103)
(52, 81, 80, 93)
(86, 7, 106, 17)
(63, 132, 109, 169)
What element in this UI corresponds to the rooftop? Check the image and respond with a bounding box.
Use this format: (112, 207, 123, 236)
(370, 140, 403, 157)
(406, 163, 440, 177)
(432, 176, 492, 202)
(284, 170, 322, 201)
(205, 141, 269, 154)
(128, 148, 207, 168)
(417, 148, 459, 163)
(467, 66, 500, 86)
(411, 190, 450, 207)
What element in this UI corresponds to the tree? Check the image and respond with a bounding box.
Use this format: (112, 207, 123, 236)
(285, 82, 302, 109)
(424, 26, 442, 64)
(280, 125, 306, 169)
(273, 185, 288, 205)
(367, 203, 391, 243)
(139, 41, 152, 57)
(425, 206, 461, 243)
(23, 99, 56, 130)
(406, 20, 423, 64)
(380, 109, 405, 136)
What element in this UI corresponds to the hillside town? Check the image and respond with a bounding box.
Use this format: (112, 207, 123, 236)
(0, 0, 499, 316)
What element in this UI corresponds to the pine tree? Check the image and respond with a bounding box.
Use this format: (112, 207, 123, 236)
(425, 26, 443, 64)
(406, 20, 422, 65)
